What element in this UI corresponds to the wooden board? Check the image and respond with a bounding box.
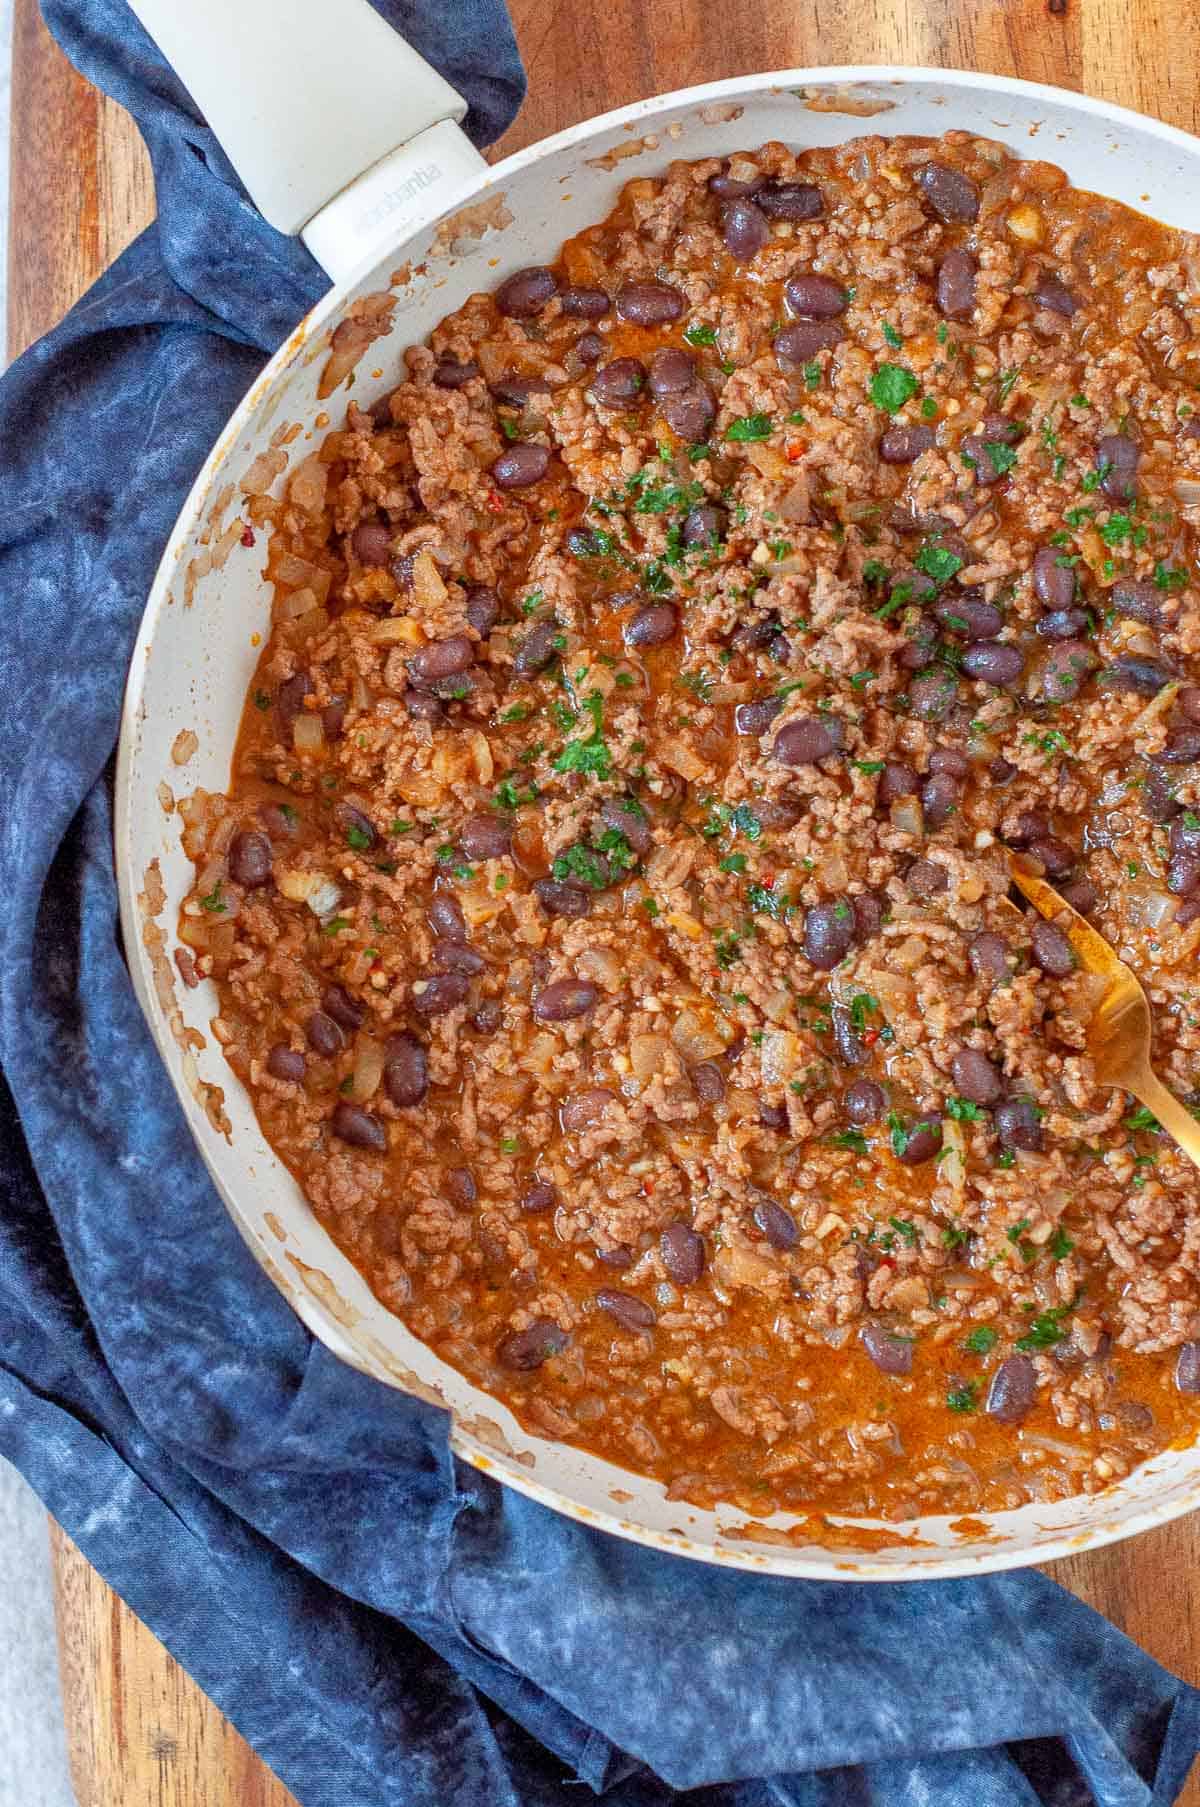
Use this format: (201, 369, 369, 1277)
(9, 0, 1200, 1799)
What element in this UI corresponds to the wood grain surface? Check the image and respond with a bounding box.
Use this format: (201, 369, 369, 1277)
(9, 0, 1200, 1800)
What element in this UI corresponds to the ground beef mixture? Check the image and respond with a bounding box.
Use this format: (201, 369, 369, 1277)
(179, 130, 1200, 1522)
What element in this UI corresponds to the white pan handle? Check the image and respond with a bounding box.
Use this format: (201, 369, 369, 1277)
(126, 0, 488, 282)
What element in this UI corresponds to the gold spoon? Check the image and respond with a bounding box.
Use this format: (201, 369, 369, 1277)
(1006, 861, 1200, 1173)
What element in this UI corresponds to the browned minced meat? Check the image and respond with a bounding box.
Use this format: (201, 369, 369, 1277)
(180, 130, 1200, 1522)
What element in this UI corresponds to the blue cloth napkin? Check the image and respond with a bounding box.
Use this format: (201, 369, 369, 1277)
(1, 5, 1199, 1802)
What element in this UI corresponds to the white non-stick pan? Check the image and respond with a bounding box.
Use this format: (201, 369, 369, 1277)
(116, 0, 1200, 1577)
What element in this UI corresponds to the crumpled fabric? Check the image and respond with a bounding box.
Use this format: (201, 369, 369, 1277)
(0, 4, 1198, 1803)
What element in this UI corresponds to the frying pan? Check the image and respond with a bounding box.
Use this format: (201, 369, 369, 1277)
(116, 0, 1200, 1577)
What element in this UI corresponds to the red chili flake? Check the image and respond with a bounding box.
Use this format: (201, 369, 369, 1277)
(643, 1179, 655, 1195)
(240, 526, 256, 547)
(862, 1029, 880, 1048)
(785, 440, 805, 463)
(485, 490, 506, 514)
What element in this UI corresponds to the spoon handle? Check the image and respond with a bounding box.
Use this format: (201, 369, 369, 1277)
(1129, 1070, 1200, 1174)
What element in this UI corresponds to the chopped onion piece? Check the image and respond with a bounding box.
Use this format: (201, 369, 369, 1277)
(293, 713, 326, 753)
(890, 795, 924, 838)
(351, 1038, 386, 1102)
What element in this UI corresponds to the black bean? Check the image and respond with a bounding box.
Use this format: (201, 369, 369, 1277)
(757, 182, 824, 221)
(754, 798, 805, 830)
(459, 814, 513, 861)
(1176, 687, 1200, 724)
(660, 1222, 705, 1284)
(306, 1011, 345, 1056)
(596, 1289, 656, 1330)
(1175, 1343, 1200, 1393)
(320, 697, 346, 745)
(589, 357, 646, 406)
(709, 167, 764, 199)
(861, 1322, 914, 1377)
(1161, 728, 1200, 765)
(275, 669, 313, 736)
(1145, 762, 1182, 824)
(853, 891, 886, 941)
(772, 714, 843, 765)
(930, 747, 969, 777)
(880, 425, 936, 465)
(492, 443, 551, 489)
(491, 372, 554, 407)
(408, 635, 475, 689)
(803, 900, 856, 970)
(1111, 579, 1161, 625)
(683, 504, 726, 547)
(878, 760, 921, 806)
(1177, 897, 1200, 927)
(951, 1046, 1003, 1106)
(1033, 271, 1077, 317)
(899, 628, 938, 673)
(1037, 608, 1088, 641)
(533, 978, 598, 1022)
(1004, 809, 1051, 849)
(1032, 547, 1074, 611)
(383, 1032, 428, 1108)
(1097, 433, 1139, 501)
(1172, 813, 1200, 857)
(406, 690, 446, 724)
(600, 794, 653, 856)
(997, 1095, 1044, 1155)
(969, 931, 1011, 988)
(774, 319, 844, 367)
(1102, 655, 1173, 698)
(934, 595, 1003, 639)
(832, 1006, 869, 1067)
(692, 1061, 726, 1103)
(731, 612, 783, 654)
(624, 603, 678, 647)
(426, 894, 466, 948)
(989, 755, 1017, 785)
(560, 285, 610, 318)
(433, 940, 485, 975)
(266, 1044, 305, 1082)
(921, 770, 961, 829)
(351, 520, 392, 566)
(784, 273, 847, 319)
(1030, 920, 1075, 977)
(936, 248, 977, 318)
(916, 161, 979, 222)
(331, 1101, 388, 1151)
(662, 384, 716, 441)
(752, 1194, 799, 1251)
(1169, 854, 1200, 896)
(411, 972, 470, 1017)
(596, 1244, 634, 1269)
(321, 983, 365, 1032)
(987, 1355, 1037, 1425)
(647, 347, 695, 395)
(533, 878, 592, 918)
(906, 858, 949, 898)
(735, 697, 782, 737)
(495, 265, 558, 319)
(1040, 640, 1097, 703)
(895, 1118, 943, 1166)
(960, 438, 1010, 485)
(722, 198, 770, 260)
(228, 830, 273, 890)
(575, 332, 604, 365)
(615, 281, 686, 325)
(259, 802, 300, 839)
(907, 669, 960, 721)
(1059, 876, 1099, 915)
(1026, 836, 1076, 880)
(962, 641, 1023, 687)
(759, 1098, 788, 1131)
(845, 1078, 886, 1124)
(442, 1167, 475, 1209)
(497, 1319, 569, 1370)
(433, 357, 479, 389)
(514, 618, 563, 676)
(520, 1182, 557, 1215)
